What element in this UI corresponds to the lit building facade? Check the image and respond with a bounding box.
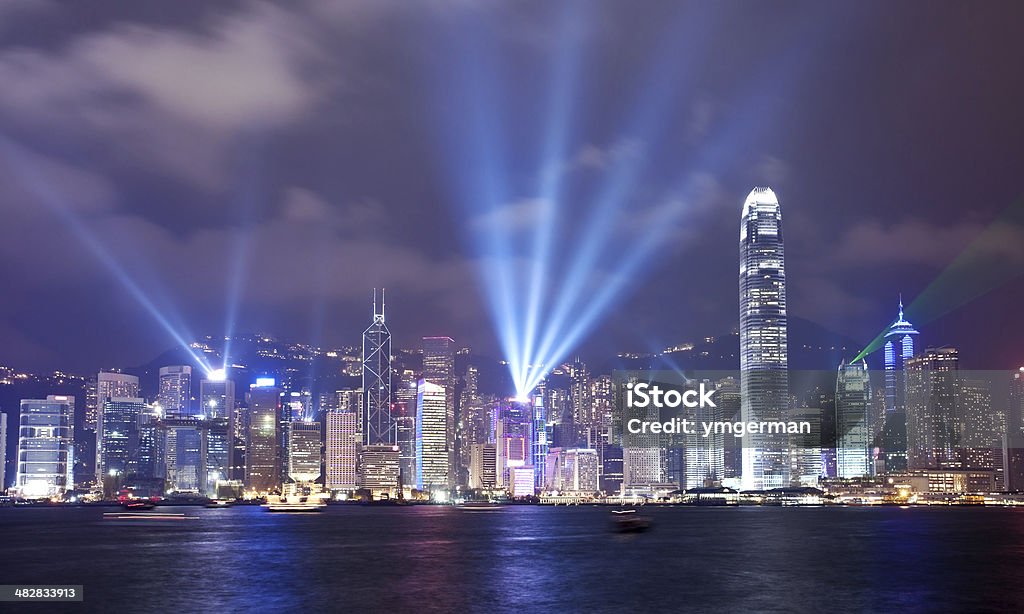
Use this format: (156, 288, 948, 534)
(836, 360, 872, 478)
(469, 442, 497, 489)
(362, 290, 393, 445)
(245, 383, 282, 493)
(16, 396, 74, 499)
(287, 421, 322, 483)
(880, 299, 919, 472)
(99, 397, 144, 481)
(416, 380, 449, 491)
(163, 418, 205, 493)
(360, 444, 400, 499)
(422, 336, 455, 487)
(394, 402, 416, 488)
(95, 371, 139, 484)
(158, 365, 193, 419)
(739, 186, 790, 490)
(906, 348, 959, 470)
(325, 410, 358, 492)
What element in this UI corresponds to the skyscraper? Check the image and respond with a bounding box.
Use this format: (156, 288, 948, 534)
(158, 365, 193, 419)
(1007, 367, 1024, 490)
(469, 442, 497, 489)
(325, 410, 358, 493)
(416, 380, 449, 491)
(163, 417, 205, 493)
(245, 381, 282, 494)
(739, 186, 789, 490)
(359, 444, 400, 499)
(495, 399, 532, 489)
(394, 402, 416, 488)
(95, 371, 139, 484)
(836, 360, 872, 478)
(201, 377, 236, 420)
(99, 397, 145, 483)
(287, 421, 322, 483)
(362, 290, 393, 445)
(880, 299, 919, 472)
(422, 336, 455, 487)
(16, 396, 74, 499)
(200, 375, 234, 495)
(906, 347, 959, 470)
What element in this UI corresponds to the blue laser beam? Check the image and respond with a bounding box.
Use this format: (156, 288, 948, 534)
(0, 136, 214, 375)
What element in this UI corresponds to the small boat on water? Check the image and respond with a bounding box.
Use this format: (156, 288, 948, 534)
(123, 500, 156, 511)
(611, 509, 652, 533)
(456, 501, 503, 511)
(205, 499, 234, 509)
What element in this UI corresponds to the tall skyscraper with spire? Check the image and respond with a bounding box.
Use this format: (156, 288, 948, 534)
(362, 289, 394, 445)
(739, 186, 789, 490)
(880, 297, 919, 472)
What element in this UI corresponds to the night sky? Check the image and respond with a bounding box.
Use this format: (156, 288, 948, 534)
(1, 0, 1022, 373)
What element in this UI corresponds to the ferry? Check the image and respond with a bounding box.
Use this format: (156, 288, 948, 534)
(263, 484, 327, 513)
(456, 500, 503, 511)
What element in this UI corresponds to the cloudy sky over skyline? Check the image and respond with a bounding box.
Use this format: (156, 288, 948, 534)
(1, 0, 1023, 372)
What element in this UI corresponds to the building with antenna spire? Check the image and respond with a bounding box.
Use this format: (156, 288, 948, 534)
(879, 296, 919, 472)
(362, 289, 394, 445)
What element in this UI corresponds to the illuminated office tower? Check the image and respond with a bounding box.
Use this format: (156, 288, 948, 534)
(570, 358, 593, 429)
(906, 348, 959, 470)
(362, 290, 393, 445)
(959, 378, 1001, 483)
(200, 376, 234, 495)
(95, 371, 139, 484)
(422, 336, 455, 487)
(469, 443, 497, 489)
(546, 384, 574, 448)
(395, 376, 418, 414)
(509, 466, 535, 498)
(158, 366, 193, 418)
(136, 403, 164, 491)
(83, 379, 98, 431)
(164, 418, 204, 493)
(359, 444, 400, 499)
(0, 412, 6, 489)
(496, 400, 532, 488)
(531, 394, 548, 490)
(287, 421, 322, 483)
(739, 186, 790, 490)
(561, 448, 599, 492)
(714, 377, 742, 481)
(836, 360, 872, 478)
(205, 417, 231, 495)
(683, 379, 725, 489)
(201, 377, 235, 420)
(1007, 368, 1024, 490)
(416, 380, 449, 491)
(394, 402, 416, 488)
(789, 406, 823, 486)
(16, 396, 74, 499)
(325, 410, 358, 492)
(337, 388, 363, 416)
(880, 299, 919, 472)
(245, 382, 282, 493)
(622, 374, 662, 489)
(99, 397, 143, 484)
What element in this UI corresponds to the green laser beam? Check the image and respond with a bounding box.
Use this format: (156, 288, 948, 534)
(852, 193, 1024, 363)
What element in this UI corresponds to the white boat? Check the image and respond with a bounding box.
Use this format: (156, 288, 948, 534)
(263, 483, 327, 512)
